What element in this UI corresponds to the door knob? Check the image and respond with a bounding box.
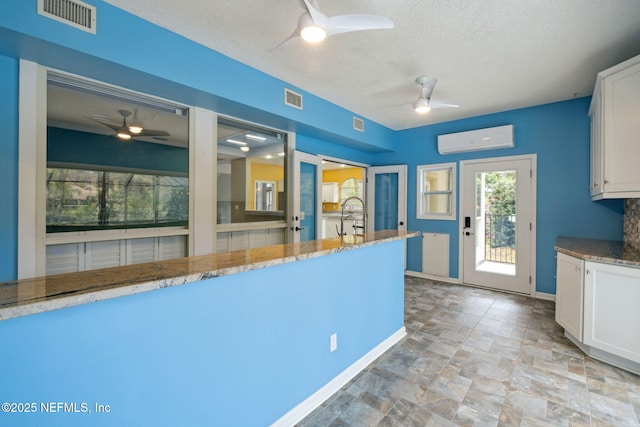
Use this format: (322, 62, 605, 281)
(295, 226, 305, 231)
(399, 221, 404, 226)
(465, 231, 474, 236)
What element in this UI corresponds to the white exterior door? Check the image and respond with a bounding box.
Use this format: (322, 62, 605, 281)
(460, 155, 536, 295)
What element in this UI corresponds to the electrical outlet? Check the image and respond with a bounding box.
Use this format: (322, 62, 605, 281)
(330, 333, 337, 352)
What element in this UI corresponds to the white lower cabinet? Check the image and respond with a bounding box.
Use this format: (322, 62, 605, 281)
(556, 253, 640, 374)
(584, 261, 640, 364)
(555, 253, 584, 340)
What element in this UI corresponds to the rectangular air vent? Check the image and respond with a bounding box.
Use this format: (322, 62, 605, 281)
(353, 117, 365, 132)
(284, 88, 303, 110)
(38, 0, 96, 34)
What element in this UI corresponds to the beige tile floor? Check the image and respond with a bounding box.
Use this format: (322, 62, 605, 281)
(298, 276, 640, 426)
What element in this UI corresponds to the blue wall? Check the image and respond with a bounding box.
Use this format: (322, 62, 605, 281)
(373, 98, 623, 294)
(48, 127, 189, 174)
(0, 240, 406, 426)
(0, 55, 19, 281)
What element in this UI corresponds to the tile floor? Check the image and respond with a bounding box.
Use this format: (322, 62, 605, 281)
(297, 276, 640, 426)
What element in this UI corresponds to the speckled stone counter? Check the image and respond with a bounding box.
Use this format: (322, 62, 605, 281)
(0, 230, 420, 320)
(555, 236, 640, 267)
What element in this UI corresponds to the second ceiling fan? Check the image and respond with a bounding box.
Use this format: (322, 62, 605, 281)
(89, 109, 170, 140)
(413, 76, 459, 114)
(275, 0, 394, 49)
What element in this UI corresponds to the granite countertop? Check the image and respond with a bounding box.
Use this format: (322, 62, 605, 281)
(0, 230, 420, 321)
(555, 236, 640, 267)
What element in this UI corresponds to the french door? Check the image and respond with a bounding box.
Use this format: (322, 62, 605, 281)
(291, 159, 407, 242)
(460, 155, 536, 294)
(290, 151, 323, 242)
(367, 165, 407, 232)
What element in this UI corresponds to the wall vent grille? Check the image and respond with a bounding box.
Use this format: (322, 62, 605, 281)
(38, 0, 96, 34)
(353, 117, 365, 132)
(284, 88, 303, 110)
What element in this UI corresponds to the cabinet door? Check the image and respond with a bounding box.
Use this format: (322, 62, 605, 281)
(322, 183, 339, 203)
(601, 59, 640, 195)
(589, 90, 603, 198)
(555, 253, 584, 339)
(584, 261, 640, 363)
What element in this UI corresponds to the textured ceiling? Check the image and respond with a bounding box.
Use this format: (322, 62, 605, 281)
(103, 0, 640, 130)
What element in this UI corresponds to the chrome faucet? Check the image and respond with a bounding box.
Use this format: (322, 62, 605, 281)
(339, 196, 367, 237)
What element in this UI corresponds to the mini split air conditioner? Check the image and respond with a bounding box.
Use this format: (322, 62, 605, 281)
(437, 124, 514, 155)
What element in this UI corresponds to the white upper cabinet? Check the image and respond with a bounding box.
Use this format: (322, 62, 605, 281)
(589, 54, 640, 199)
(322, 182, 339, 203)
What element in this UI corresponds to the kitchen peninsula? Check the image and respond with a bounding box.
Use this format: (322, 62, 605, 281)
(0, 230, 419, 427)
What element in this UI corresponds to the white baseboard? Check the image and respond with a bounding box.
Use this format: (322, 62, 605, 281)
(406, 270, 557, 302)
(405, 270, 460, 284)
(535, 291, 555, 301)
(271, 327, 407, 427)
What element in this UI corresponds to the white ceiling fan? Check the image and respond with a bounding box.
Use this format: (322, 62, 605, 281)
(88, 109, 170, 140)
(413, 76, 459, 114)
(274, 0, 394, 49)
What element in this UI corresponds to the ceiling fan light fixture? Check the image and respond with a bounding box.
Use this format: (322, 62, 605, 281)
(128, 125, 143, 134)
(300, 24, 326, 43)
(414, 98, 431, 114)
(117, 130, 132, 140)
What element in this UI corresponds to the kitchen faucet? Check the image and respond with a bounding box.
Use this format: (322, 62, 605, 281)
(339, 196, 367, 237)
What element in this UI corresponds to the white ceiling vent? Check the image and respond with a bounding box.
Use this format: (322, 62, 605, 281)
(437, 124, 514, 155)
(284, 88, 303, 110)
(38, 0, 97, 34)
(353, 117, 365, 132)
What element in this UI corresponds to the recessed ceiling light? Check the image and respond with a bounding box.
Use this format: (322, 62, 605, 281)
(265, 155, 273, 159)
(227, 139, 247, 145)
(240, 146, 250, 152)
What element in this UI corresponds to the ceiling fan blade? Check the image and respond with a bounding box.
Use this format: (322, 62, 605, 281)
(430, 101, 459, 109)
(138, 129, 170, 137)
(327, 14, 394, 36)
(271, 28, 301, 52)
(302, 0, 326, 24)
(86, 116, 120, 132)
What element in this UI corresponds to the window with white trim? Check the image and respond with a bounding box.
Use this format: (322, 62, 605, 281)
(417, 162, 456, 220)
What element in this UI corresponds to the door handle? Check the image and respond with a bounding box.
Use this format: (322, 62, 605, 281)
(399, 221, 404, 226)
(295, 226, 305, 231)
(465, 231, 474, 236)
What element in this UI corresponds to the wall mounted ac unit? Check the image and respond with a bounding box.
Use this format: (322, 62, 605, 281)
(437, 124, 514, 155)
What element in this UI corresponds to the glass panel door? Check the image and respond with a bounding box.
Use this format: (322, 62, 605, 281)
(367, 166, 407, 232)
(292, 152, 322, 242)
(461, 156, 534, 294)
(299, 161, 317, 242)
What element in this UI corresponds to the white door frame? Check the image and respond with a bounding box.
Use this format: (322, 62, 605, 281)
(290, 151, 323, 243)
(367, 165, 408, 233)
(459, 154, 537, 296)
